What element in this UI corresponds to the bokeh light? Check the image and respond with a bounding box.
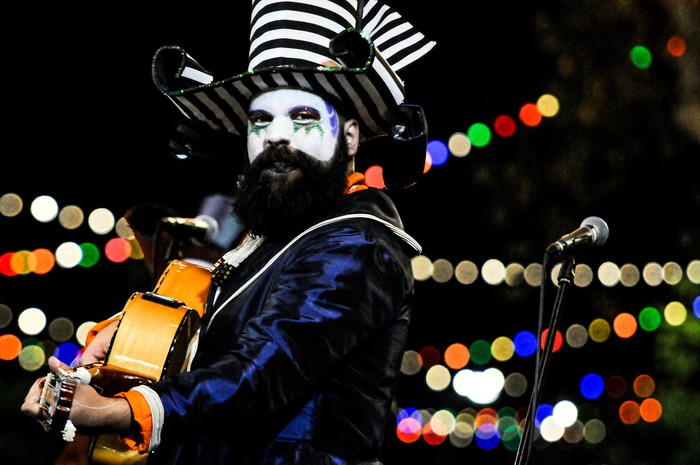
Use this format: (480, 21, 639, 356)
(0, 192, 23, 217)
(630, 45, 652, 69)
(518, 103, 542, 127)
(17, 307, 47, 336)
(27, 248, 55, 274)
(1, 190, 696, 459)
(58, 205, 85, 230)
(105, 237, 132, 263)
(466, 123, 491, 148)
(667, 35, 686, 57)
(448, 132, 472, 157)
(79, 242, 101, 267)
(88, 207, 116, 235)
(30, 195, 59, 223)
(55, 242, 84, 268)
(493, 115, 517, 137)
(427, 139, 449, 166)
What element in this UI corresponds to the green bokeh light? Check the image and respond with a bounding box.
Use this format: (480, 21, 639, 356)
(469, 339, 493, 365)
(639, 306, 661, 331)
(630, 45, 652, 69)
(79, 242, 100, 267)
(467, 123, 492, 147)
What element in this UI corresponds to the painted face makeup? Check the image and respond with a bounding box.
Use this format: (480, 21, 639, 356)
(247, 89, 340, 163)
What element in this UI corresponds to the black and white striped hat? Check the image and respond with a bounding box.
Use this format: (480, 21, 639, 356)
(152, 0, 435, 143)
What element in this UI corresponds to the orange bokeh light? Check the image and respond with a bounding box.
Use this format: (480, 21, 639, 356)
(27, 248, 56, 275)
(10, 250, 30, 275)
(444, 342, 469, 369)
(0, 334, 22, 361)
(633, 374, 655, 398)
(519, 103, 542, 127)
(619, 400, 641, 425)
(667, 35, 686, 57)
(613, 312, 638, 339)
(639, 398, 662, 422)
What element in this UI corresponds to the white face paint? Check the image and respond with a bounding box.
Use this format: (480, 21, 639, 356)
(246, 88, 341, 164)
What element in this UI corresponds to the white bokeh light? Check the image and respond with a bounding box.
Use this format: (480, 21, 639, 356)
(552, 399, 578, 427)
(17, 307, 47, 336)
(88, 207, 116, 235)
(426, 364, 452, 391)
(30, 195, 59, 223)
(540, 415, 566, 442)
(481, 259, 505, 285)
(55, 242, 84, 268)
(453, 368, 505, 404)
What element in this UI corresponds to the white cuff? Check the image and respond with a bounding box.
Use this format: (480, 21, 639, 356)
(131, 385, 164, 453)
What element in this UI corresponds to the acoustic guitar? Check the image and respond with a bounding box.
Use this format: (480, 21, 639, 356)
(39, 259, 212, 465)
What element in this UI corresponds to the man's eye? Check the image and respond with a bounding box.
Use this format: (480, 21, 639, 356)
(248, 112, 272, 126)
(290, 109, 321, 124)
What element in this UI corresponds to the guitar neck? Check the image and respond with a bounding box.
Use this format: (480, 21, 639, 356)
(39, 369, 79, 436)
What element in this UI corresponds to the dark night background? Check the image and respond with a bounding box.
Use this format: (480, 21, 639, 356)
(1, 1, 699, 464)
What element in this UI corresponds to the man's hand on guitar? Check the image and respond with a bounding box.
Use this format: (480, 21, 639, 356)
(79, 319, 119, 365)
(22, 356, 133, 433)
(21, 372, 49, 420)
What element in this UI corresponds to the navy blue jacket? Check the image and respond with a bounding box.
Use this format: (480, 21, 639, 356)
(147, 188, 421, 465)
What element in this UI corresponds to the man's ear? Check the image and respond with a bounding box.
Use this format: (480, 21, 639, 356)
(344, 119, 360, 156)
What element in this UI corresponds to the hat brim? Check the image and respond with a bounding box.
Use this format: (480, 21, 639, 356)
(152, 44, 406, 142)
(153, 44, 427, 189)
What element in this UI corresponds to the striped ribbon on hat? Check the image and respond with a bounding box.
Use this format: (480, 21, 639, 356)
(153, 0, 435, 141)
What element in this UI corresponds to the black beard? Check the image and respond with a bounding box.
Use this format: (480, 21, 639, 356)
(233, 139, 350, 239)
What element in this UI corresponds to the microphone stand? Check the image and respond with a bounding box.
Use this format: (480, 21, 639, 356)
(513, 254, 577, 465)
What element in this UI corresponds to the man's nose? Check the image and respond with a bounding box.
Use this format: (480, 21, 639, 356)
(264, 117, 294, 145)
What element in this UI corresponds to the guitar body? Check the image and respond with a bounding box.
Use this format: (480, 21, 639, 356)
(42, 259, 211, 465)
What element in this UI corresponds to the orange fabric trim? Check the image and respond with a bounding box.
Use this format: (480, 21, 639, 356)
(113, 390, 153, 453)
(85, 314, 121, 347)
(345, 172, 368, 194)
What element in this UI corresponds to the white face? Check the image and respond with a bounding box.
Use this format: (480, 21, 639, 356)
(246, 88, 341, 164)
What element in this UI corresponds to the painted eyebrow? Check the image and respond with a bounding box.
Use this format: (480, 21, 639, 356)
(247, 106, 322, 119)
(288, 105, 322, 119)
(247, 109, 269, 118)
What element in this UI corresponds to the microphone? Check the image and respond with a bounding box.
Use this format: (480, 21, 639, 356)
(160, 215, 219, 245)
(195, 194, 243, 249)
(546, 216, 610, 255)
(160, 194, 243, 249)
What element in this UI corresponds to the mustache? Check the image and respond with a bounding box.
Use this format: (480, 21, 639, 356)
(251, 145, 309, 169)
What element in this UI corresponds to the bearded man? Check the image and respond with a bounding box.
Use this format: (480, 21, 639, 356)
(22, 1, 434, 464)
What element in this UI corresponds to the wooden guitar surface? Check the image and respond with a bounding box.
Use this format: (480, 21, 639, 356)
(42, 259, 211, 465)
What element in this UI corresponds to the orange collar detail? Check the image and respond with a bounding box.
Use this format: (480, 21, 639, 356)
(345, 172, 368, 194)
